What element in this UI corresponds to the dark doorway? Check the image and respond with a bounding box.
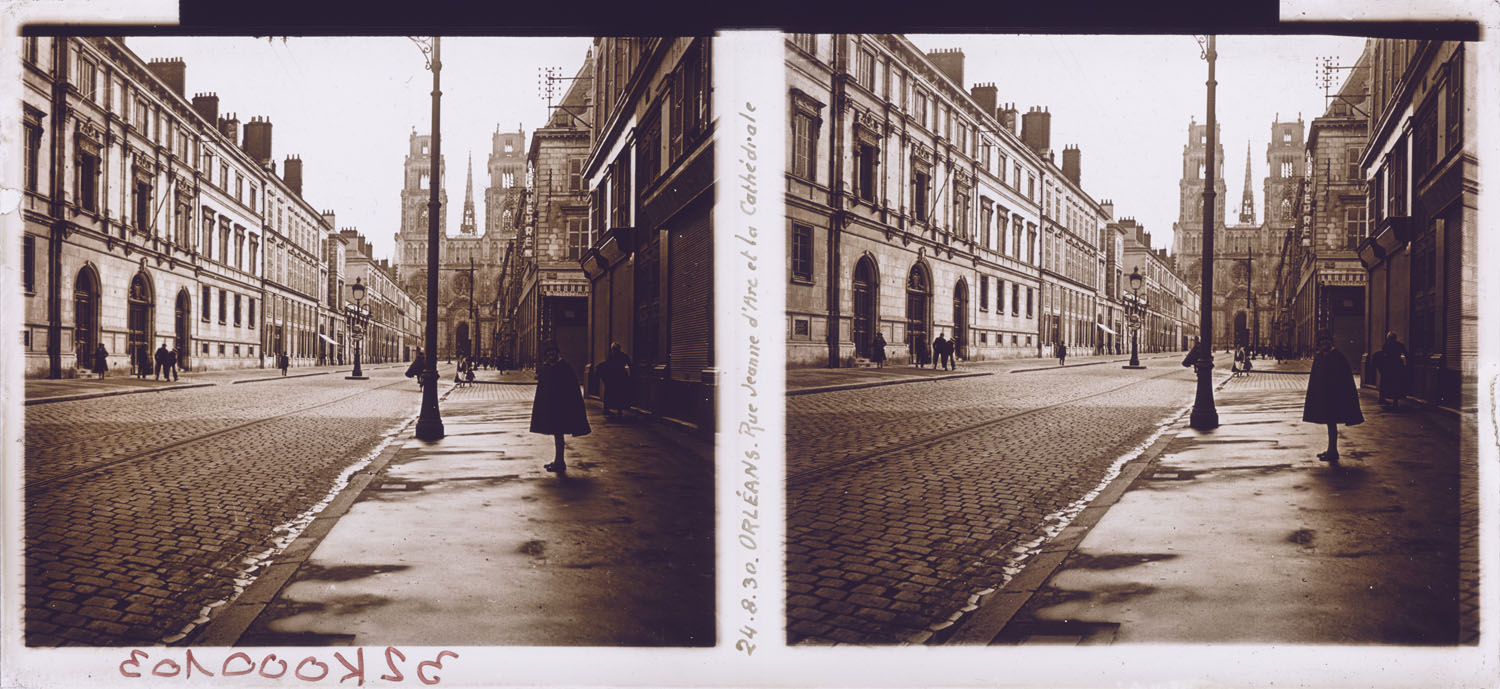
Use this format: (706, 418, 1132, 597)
(456, 322, 471, 359)
(73, 267, 100, 370)
(175, 289, 191, 369)
(905, 263, 931, 365)
(127, 272, 154, 370)
(952, 278, 969, 359)
(851, 257, 877, 359)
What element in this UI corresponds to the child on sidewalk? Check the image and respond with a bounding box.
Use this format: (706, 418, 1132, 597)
(1303, 332, 1364, 464)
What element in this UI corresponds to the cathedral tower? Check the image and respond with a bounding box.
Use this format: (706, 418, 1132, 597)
(460, 152, 477, 235)
(396, 130, 448, 294)
(485, 126, 527, 243)
(1171, 119, 1227, 285)
(1263, 117, 1304, 228)
(1238, 142, 1256, 224)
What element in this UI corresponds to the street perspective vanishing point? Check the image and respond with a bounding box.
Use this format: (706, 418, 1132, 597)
(783, 33, 1477, 646)
(15, 34, 717, 648)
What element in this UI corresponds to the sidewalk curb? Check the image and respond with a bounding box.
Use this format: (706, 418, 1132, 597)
(1009, 354, 1174, 374)
(24, 382, 216, 406)
(190, 387, 457, 646)
(787, 371, 992, 396)
(940, 374, 1234, 645)
(231, 371, 332, 384)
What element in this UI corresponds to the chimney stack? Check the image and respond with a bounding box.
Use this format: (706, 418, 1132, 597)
(191, 92, 219, 126)
(146, 58, 185, 97)
(282, 155, 303, 196)
(969, 83, 997, 118)
(218, 113, 240, 144)
(999, 103, 1019, 135)
(242, 116, 273, 168)
(1100, 199, 1114, 221)
(925, 48, 965, 88)
(1062, 145, 1081, 185)
(1021, 107, 1051, 157)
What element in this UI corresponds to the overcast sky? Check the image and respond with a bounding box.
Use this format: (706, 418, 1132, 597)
(908, 33, 1369, 252)
(126, 36, 594, 262)
(126, 34, 1367, 262)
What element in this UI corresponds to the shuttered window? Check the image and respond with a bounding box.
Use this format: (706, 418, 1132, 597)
(668, 205, 712, 381)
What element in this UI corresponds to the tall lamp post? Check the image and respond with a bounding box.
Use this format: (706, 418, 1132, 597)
(1190, 35, 1220, 429)
(344, 277, 370, 380)
(1124, 267, 1146, 369)
(413, 36, 445, 440)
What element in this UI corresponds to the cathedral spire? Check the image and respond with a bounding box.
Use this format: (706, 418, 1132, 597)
(460, 151, 477, 235)
(1239, 141, 1256, 225)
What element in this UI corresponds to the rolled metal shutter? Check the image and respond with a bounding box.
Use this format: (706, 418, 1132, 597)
(668, 204, 712, 381)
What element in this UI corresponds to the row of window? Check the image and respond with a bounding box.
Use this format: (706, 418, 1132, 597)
(201, 285, 256, 329)
(976, 274, 1035, 318)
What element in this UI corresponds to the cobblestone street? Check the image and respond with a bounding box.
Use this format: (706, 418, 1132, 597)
(23, 365, 433, 646)
(786, 356, 1202, 644)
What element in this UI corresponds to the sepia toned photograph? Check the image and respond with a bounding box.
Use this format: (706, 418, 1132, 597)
(783, 33, 1478, 646)
(11, 33, 715, 649)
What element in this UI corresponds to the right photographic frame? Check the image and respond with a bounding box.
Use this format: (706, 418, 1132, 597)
(782, 32, 1479, 647)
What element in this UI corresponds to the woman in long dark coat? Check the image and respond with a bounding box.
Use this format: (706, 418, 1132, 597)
(531, 343, 591, 475)
(600, 342, 634, 417)
(1304, 332, 1363, 464)
(1377, 331, 1409, 410)
(871, 332, 887, 369)
(93, 343, 109, 378)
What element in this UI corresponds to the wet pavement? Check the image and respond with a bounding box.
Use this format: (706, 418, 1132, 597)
(209, 373, 715, 647)
(951, 361, 1476, 645)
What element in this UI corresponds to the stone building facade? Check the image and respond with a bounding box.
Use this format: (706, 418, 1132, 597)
(1278, 49, 1370, 358)
(784, 35, 1048, 368)
(514, 54, 593, 370)
(1356, 39, 1476, 409)
(579, 36, 715, 430)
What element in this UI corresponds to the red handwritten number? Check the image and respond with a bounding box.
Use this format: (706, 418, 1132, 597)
(335, 648, 366, 686)
(417, 650, 458, 685)
(151, 659, 182, 677)
(119, 649, 148, 678)
(296, 657, 330, 682)
(184, 649, 216, 678)
(381, 646, 407, 682)
(258, 653, 288, 679)
(222, 652, 255, 676)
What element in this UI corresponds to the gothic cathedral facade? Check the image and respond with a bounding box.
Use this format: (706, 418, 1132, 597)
(394, 128, 526, 360)
(1172, 118, 1303, 349)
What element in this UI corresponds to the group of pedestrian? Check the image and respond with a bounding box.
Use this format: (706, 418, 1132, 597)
(116, 342, 184, 381)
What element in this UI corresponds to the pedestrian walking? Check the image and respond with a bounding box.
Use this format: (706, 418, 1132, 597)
(1303, 332, 1363, 465)
(1375, 331, 1410, 411)
(135, 344, 151, 380)
(530, 343, 590, 475)
(912, 334, 930, 369)
(154, 343, 171, 381)
(600, 342, 634, 418)
(871, 332, 887, 369)
(932, 333, 948, 371)
(165, 346, 179, 381)
(93, 343, 109, 379)
(279, 352, 290, 376)
(1057, 342, 1067, 367)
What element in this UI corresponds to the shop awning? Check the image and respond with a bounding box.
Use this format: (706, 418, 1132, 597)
(319, 334, 339, 346)
(1097, 323, 1117, 335)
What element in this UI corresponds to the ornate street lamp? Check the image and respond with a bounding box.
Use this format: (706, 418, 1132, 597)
(344, 277, 370, 380)
(1190, 35, 1220, 429)
(1124, 267, 1146, 370)
(412, 36, 445, 440)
